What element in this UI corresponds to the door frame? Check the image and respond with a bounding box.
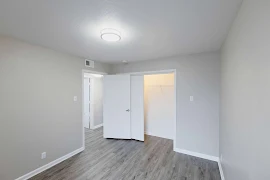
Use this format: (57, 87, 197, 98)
(117, 69, 177, 150)
(82, 69, 107, 149)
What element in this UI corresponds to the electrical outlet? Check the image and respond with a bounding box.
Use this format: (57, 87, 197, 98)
(73, 96, 78, 102)
(190, 96, 194, 102)
(41, 152, 46, 159)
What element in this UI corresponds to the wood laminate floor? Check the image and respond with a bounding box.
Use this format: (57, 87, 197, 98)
(30, 128, 221, 180)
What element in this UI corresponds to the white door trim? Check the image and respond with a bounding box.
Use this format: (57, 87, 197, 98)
(117, 69, 177, 149)
(82, 69, 107, 149)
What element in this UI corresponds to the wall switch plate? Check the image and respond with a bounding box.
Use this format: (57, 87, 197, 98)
(73, 96, 78, 102)
(220, 154, 223, 162)
(41, 152, 46, 159)
(190, 96, 194, 101)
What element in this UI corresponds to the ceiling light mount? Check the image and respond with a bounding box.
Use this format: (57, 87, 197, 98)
(101, 28, 121, 42)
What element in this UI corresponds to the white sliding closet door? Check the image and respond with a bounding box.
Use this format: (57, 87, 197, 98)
(130, 75, 144, 141)
(103, 75, 131, 139)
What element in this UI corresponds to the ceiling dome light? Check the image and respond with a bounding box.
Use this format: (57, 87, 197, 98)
(101, 29, 121, 42)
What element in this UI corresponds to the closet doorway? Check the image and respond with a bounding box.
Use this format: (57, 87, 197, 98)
(103, 69, 176, 148)
(144, 73, 175, 140)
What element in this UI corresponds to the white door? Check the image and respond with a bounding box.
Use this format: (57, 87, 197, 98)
(103, 75, 131, 139)
(130, 75, 145, 141)
(83, 78, 90, 129)
(91, 77, 103, 128)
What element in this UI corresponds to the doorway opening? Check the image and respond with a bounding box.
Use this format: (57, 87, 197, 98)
(143, 73, 175, 140)
(82, 70, 106, 148)
(103, 69, 177, 149)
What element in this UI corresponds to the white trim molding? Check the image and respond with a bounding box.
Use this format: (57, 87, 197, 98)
(92, 124, 103, 129)
(15, 147, 84, 180)
(218, 160, 225, 180)
(174, 148, 219, 162)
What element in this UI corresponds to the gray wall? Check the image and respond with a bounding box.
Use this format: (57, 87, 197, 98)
(0, 36, 110, 180)
(112, 52, 220, 157)
(220, 1, 270, 179)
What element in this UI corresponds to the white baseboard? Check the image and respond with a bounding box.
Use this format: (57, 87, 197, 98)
(174, 148, 224, 179)
(144, 131, 173, 140)
(15, 147, 84, 180)
(218, 160, 225, 180)
(92, 124, 103, 129)
(144, 131, 155, 137)
(174, 148, 219, 162)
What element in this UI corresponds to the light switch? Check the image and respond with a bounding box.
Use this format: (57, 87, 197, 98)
(73, 96, 78, 102)
(190, 96, 194, 102)
(41, 152, 46, 159)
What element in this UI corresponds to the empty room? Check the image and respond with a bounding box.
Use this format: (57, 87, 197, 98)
(0, 1, 269, 180)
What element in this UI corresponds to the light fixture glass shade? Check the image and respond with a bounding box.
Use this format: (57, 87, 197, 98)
(101, 29, 121, 42)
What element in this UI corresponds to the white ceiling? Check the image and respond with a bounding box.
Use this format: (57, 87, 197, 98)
(0, 0, 242, 63)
